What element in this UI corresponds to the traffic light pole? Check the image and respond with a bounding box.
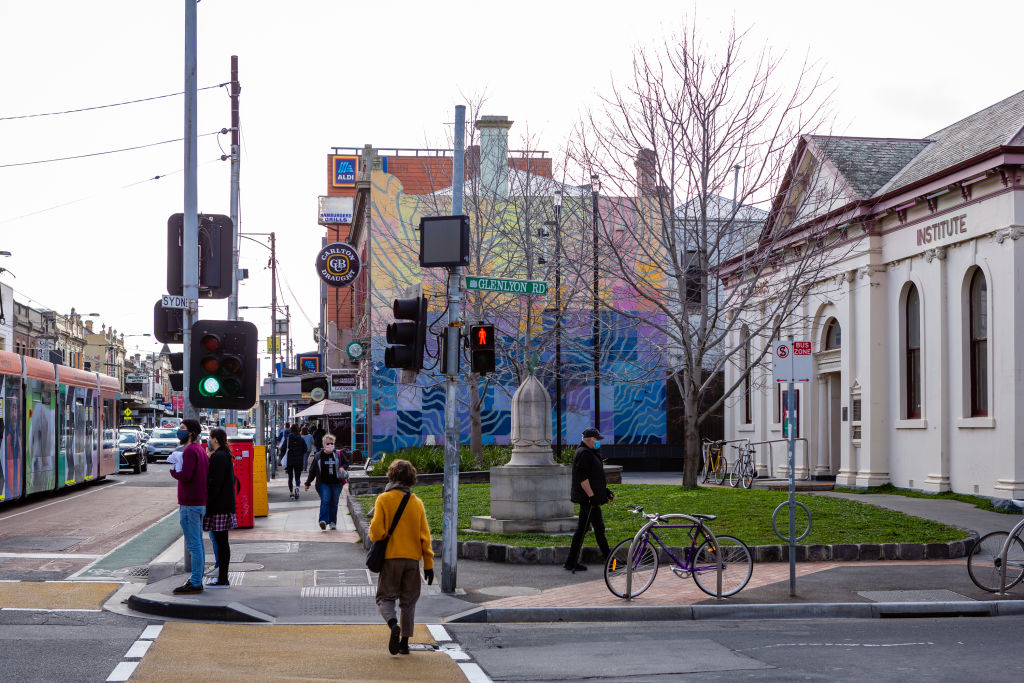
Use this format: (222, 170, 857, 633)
(226, 54, 241, 431)
(182, 0, 199, 421)
(441, 104, 466, 594)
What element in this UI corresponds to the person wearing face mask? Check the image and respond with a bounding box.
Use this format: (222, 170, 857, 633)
(203, 428, 237, 588)
(169, 419, 209, 594)
(564, 428, 614, 574)
(304, 434, 347, 530)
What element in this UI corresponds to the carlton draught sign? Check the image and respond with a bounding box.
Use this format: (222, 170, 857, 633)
(315, 242, 360, 287)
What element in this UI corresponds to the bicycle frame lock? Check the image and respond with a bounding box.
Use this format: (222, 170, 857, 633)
(625, 513, 725, 600)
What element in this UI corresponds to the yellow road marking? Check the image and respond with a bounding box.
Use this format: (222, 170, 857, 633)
(132, 623, 467, 682)
(0, 581, 120, 609)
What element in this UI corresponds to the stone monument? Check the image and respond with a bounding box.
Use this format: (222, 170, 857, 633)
(470, 373, 577, 533)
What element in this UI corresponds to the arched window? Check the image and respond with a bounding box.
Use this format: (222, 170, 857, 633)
(742, 326, 752, 424)
(824, 318, 841, 350)
(969, 269, 988, 416)
(905, 284, 921, 418)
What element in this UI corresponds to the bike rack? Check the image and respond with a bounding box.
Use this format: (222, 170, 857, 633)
(625, 513, 724, 601)
(996, 516, 1024, 595)
(755, 438, 810, 480)
(772, 499, 812, 541)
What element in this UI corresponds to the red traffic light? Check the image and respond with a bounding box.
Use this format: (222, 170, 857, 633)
(469, 324, 495, 350)
(202, 334, 221, 352)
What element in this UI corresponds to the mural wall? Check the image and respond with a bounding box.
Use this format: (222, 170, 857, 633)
(366, 169, 668, 454)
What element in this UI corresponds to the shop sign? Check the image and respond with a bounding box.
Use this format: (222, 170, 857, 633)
(315, 242, 361, 287)
(331, 155, 358, 188)
(318, 195, 354, 224)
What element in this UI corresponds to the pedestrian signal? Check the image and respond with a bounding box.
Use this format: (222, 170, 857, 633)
(469, 324, 495, 375)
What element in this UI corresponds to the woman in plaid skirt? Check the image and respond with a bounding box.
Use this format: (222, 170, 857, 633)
(204, 428, 237, 588)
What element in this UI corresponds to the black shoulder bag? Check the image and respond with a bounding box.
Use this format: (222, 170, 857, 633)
(366, 490, 412, 573)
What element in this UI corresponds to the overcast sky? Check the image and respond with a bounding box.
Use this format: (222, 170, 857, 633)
(0, 0, 1019, 363)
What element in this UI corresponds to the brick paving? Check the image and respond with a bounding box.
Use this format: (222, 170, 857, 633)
(482, 559, 965, 608)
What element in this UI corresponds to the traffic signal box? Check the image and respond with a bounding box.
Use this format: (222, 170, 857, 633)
(469, 324, 495, 374)
(167, 213, 234, 299)
(384, 296, 428, 371)
(169, 352, 184, 392)
(189, 320, 258, 409)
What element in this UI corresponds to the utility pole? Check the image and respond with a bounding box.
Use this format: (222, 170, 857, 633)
(591, 175, 601, 430)
(182, 0, 199, 421)
(270, 231, 278, 478)
(226, 54, 241, 430)
(441, 104, 466, 594)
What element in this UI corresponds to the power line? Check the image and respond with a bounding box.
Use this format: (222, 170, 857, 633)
(0, 131, 222, 169)
(0, 83, 228, 121)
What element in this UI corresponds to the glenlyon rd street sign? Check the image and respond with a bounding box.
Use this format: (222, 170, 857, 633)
(464, 276, 547, 296)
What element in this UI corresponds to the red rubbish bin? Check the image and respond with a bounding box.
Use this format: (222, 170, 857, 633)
(228, 437, 255, 529)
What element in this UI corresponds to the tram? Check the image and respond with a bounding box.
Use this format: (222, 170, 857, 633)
(0, 350, 119, 504)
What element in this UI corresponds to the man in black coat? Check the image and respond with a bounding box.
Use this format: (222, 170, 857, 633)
(564, 428, 613, 573)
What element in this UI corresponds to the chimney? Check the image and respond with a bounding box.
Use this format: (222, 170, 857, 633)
(636, 148, 657, 197)
(476, 115, 513, 197)
(85, 320, 94, 334)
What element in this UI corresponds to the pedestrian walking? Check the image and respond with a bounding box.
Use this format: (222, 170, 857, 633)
(313, 422, 327, 452)
(564, 428, 614, 573)
(369, 459, 434, 655)
(203, 428, 237, 588)
(284, 424, 308, 499)
(169, 418, 209, 594)
(304, 434, 348, 530)
(300, 425, 315, 472)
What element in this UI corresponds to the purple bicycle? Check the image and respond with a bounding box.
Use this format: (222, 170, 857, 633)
(604, 504, 754, 599)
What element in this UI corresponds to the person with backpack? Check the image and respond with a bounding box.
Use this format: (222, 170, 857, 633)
(304, 434, 348, 530)
(284, 423, 308, 499)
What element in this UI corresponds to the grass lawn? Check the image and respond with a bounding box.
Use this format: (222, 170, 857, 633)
(360, 483, 968, 547)
(833, 483, 1020, 515)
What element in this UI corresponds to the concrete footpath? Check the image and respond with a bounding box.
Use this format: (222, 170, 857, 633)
(121, 472, 1024, 624)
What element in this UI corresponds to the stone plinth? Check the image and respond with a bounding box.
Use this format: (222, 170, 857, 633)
(470, 464, 577, 534)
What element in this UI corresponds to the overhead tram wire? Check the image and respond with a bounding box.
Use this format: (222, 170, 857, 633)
(0, 83, 229, 121)
(0, 131, 222, 169)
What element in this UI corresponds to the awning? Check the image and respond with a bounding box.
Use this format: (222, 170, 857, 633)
(294, 399, 351, 417)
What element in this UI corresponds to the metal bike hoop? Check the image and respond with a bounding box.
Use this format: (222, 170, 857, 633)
(997, 517, 1024, 595)
(625, 513, 724, 600)
(772, 500, 811, 542)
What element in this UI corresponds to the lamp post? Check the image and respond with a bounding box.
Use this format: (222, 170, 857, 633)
(549, 189, 563, 459)
(591, 175, 601, 431)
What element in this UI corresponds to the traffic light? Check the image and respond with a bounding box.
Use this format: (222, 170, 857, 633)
(188, 320, 258, 409)
(168, 352, 184, 392)
(469, 324, 496, 375)
(384, 295, 428, 370)
(154, 300, 184, 344)
(167, 213, 234, 299)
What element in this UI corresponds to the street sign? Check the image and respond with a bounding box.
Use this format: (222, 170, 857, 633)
(330, 371, 358, 397)
(161, 294, 195, 310)
(125, 374, 148, 384)
(464, 276, 547, 296)
(773, 340, 813, 383)
(123, 408, 133, 418)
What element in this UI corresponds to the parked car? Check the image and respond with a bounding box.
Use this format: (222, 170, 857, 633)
(117, 432, 147, 474)
(146, 428, 182, 462)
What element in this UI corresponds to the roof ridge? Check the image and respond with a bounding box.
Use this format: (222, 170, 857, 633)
(809, 134, 933, 144)
(925, 88, 1024, 139)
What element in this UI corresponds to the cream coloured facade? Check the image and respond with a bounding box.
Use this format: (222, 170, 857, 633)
(725, 90, 1024, 501)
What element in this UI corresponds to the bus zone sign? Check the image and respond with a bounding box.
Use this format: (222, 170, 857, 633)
(773, 340, 813, 383)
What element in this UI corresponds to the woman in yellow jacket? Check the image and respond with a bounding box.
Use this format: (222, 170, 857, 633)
(369, 459, 434, 655)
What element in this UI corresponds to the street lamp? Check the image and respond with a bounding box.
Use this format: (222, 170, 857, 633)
(591, 174, 601, 431)
(549, 189, 564, 459)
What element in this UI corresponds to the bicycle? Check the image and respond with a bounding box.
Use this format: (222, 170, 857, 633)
(604, 504, 754, 599)
(701, 440, 728, 485)
(729, 442, 757, 489)
(966, 502, 1024, 593)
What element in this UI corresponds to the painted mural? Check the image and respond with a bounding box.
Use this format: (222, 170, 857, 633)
(366, 168, 668, 454)
(26, 379, 56, 494)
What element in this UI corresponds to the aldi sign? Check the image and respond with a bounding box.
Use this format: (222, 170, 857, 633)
(331, 155, 358, 188)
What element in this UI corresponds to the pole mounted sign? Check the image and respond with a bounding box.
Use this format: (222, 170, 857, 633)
(464, 276, 547, 296)
(772, 340, 813, 383)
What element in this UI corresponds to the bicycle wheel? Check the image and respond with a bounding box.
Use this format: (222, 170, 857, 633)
(692, 534, 754, 597)
(713, 457, 728, 485)
(729, 462, 740, 488)
(740, 461, 754, 489)
(605, 538, 659, 598)
(967, 530, 1024, 592)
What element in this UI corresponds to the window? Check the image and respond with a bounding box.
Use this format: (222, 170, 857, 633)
(969, 269, 988, 416)
(683, 250, 701, 304)
(824, 318, 841, 350)
(742, 326, 752, 424)
(906, 285, 921, 418)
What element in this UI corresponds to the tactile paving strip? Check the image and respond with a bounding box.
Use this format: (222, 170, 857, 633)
(299, 592, 380, 616)
(301, 586, 376, 598)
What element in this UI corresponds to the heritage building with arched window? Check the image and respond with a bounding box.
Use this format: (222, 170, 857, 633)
(725, 90, 1024, 500)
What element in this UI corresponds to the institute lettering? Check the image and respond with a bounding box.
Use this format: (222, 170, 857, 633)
(916, 213, 967, 246)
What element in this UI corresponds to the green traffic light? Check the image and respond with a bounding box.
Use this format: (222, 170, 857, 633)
(199, 375, 221, 396)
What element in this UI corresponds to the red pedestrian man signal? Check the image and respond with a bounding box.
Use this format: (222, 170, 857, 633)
(469, 324, 495, 375)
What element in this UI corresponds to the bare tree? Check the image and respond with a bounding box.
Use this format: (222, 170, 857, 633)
(570, 21, 856, 487)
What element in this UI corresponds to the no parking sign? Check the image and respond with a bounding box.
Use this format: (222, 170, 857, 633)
(773, 340, 813, 383)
